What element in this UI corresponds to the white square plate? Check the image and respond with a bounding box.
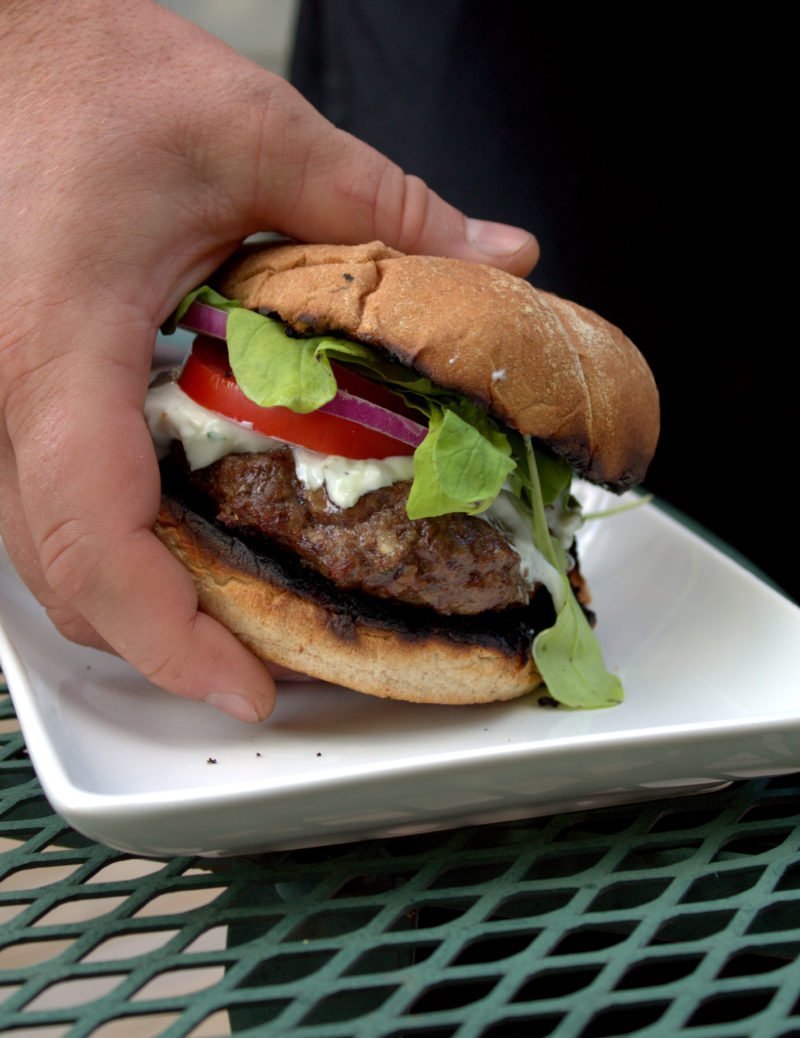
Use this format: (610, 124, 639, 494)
(2, 485, 799, 858)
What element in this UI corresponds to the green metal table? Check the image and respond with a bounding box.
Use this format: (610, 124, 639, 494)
(3, 670, 800, 1038)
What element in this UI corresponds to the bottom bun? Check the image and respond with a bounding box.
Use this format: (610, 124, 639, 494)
(154, 486, 549, 705)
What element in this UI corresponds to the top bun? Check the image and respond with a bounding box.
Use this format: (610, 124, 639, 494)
(216, 241, 659, 490)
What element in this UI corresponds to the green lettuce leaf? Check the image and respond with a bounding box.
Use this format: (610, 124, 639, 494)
(504, 429, 574, 507)
(523, 437, 623, 708)
(226, 310, 338, 413)
(406, 407, 516, 518)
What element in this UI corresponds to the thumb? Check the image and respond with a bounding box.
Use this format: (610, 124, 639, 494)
(219, 80, 539, 277)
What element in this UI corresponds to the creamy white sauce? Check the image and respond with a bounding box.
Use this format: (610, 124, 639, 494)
(145, 381, 281, 469)
(292, 448, 415, 510)
(546, 495, 584, 549)
(483, 492, 565, 605)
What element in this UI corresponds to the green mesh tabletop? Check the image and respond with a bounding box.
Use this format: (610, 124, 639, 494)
(4, 675, 800, 1037)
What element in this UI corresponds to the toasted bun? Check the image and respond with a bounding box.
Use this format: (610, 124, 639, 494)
(154, 487, 545, 705)
(217, 240, 660, 490)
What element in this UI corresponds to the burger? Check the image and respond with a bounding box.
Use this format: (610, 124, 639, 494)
(145, 241, 659, 708)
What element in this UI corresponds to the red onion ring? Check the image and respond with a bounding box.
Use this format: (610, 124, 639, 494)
(179, 300, 229, 340)
(318, 391, 427, 448)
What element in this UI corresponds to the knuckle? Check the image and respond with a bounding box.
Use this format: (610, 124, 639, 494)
(376, 170, 433, 255)
(37, 517, 104, 606)
(45, 603, 104, 651)
(135, 624, 198, 696)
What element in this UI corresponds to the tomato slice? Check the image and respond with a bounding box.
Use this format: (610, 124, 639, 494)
(178, 336, 417, 459)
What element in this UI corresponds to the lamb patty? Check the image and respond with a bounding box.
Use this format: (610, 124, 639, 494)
(185, 448, 531, 615)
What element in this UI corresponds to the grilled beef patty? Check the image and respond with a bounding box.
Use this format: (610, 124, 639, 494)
(185, 447, 530, 615)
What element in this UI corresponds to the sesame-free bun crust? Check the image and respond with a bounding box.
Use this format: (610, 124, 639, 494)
(155, 490, 544, 705)
(217, 241, 659, 490)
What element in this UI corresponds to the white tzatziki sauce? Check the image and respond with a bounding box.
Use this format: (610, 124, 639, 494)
(482, 491, 566, 607)
(546, 496, 584, 549)
(145, 380, 281, 470)
(292, 448, 415, 510)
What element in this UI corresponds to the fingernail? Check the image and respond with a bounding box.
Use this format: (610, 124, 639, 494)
(205, 691, 264, 723)
(466, 218, 533, 258)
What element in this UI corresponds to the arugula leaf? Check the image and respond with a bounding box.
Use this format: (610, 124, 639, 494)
(406, 407, 516, 518)
(506, 430, 573, 507)
(523, 436, 623, 708)
(534, 601, 623, 708)
(434, 408, 514, 508)
(535, 448, 574, 506)
(227, 310, 338, 413)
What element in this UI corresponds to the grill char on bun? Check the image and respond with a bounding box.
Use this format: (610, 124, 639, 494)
(152, 241, 660, 706)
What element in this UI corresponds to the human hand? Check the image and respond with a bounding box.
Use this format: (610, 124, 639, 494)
(0, 0, 539, 722)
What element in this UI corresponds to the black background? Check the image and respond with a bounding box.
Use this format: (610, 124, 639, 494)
(291, 3, 798, 602)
